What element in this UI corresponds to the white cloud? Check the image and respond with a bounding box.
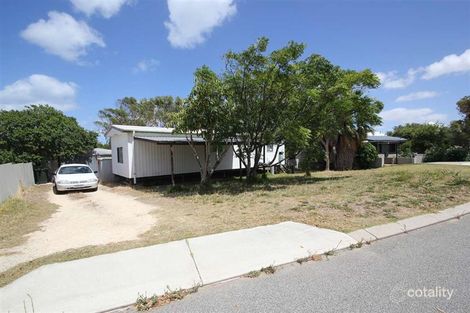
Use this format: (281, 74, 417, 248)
(0, 74, 78, 111)
(377, 48, 470, 89)
(395, 91, 439, 102)
(164, 0, 237, 48)
(376, 69, 419, 89)
(70, 0, 133, 18)
(421, 49, 470, 80)
(20, 11, 105, 62)
(133, 58, 159, 73)
(380, 107, 447, 124)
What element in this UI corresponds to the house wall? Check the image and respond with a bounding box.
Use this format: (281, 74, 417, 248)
(109, 129, 286, 179)
(262, 144, 286, 165)
(134, 141, 250, 178)
(111, 133, 133, 178)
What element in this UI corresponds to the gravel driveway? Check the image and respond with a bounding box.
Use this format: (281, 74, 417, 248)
(0, 185, 157, 272)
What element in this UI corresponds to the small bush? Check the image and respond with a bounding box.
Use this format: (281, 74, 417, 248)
(445, 146, 468, 161)
(424, 146, 469, 162)
(423, 147, 446, 162)
(356, 142, 378, 169)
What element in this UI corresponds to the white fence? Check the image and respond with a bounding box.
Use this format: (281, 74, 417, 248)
(0, 162, 35, 203)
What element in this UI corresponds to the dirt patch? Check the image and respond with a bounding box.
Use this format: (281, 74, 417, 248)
(0, 185, 158, 272)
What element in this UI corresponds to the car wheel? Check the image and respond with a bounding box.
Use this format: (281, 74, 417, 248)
(91, 187, 98, 192)
(53, 184, 62, 195)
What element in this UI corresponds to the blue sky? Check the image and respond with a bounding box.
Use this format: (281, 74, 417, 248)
(1, 0, 469, 139)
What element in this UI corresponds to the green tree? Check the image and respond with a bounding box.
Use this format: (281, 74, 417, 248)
(457, 95, 470, 119)
(95, 96, 184, 134)
(0, 105, 97, 174)
(296, 55, 382, 171)
(388, 123, 449, 153)
(452, 96, 470, 149)
(356, 142, 378, 169)
(223, 37, 306, 180)
(174, 66, 233, 185)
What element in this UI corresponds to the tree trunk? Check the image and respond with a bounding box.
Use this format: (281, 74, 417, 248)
(335, 135, 358, 171)
(323, 139, 330, 171)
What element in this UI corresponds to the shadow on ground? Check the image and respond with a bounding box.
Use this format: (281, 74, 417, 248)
(142, 174, 350, 197)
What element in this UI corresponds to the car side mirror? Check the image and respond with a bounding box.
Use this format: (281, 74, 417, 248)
(94, 171, 98, 174)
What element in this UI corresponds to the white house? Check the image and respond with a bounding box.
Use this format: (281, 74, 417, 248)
(88, 148, 116, 182)
(105, 125, 285, 183)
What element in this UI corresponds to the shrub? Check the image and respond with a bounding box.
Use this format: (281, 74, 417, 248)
(445, 146, 468, 161)
(423, 147, 446, 162)
(424, 146, 469, 162)
(356, 142, 378, 169)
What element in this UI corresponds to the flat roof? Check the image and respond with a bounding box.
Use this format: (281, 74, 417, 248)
(135, 135, 205, 145)
(93, 148, 112, 156)
(367, 135, 407, 143)
(110, 125, 174, 133)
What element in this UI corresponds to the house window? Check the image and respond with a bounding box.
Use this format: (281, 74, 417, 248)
(117, 147, 123, 163)
(267, 144, 274, 152)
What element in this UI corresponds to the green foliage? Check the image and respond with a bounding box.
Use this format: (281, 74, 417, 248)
(423, 146, 468, 162)
(223, 37, 306, 179)
(356, 142, 378, 169)
(444, 146, 468, 161)
(95, 96, 183, 134)
(423, 147, 446, 162)
(174, 66, 232, 184)
(295, 54, 383, 170)
(389, 123, 449, 153)
(399, 141, 413, 157)
(457, 95, 470, 119)
(0, 105, 97, 167)
(298, 141, 324, 174)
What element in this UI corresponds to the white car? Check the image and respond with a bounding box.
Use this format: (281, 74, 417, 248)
(53, 164, 99, 193)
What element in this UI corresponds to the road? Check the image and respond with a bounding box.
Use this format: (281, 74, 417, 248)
(152, 215, 470, 313)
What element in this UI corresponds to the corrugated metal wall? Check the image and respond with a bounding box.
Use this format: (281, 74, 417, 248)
(0, 162, 35, 203)
(134, 141, 247, 178)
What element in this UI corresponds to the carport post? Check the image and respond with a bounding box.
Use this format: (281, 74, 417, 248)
(170, 144, 175, 186)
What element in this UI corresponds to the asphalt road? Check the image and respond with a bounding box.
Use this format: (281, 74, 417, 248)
(153, 215, 470, 313)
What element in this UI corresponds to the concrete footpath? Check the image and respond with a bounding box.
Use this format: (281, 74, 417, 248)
(0, 222, 355, 313)
(1, 203, 469, 313)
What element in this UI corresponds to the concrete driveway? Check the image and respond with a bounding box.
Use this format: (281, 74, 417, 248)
(0, 185, 158, 273)
(428, 161, 470, 166)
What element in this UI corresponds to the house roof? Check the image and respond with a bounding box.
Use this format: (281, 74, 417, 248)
(135, 135, 205, 145)
(111, 125, 174, 133)
(93, 148, 112, 156)
(367, 135, 407, 143)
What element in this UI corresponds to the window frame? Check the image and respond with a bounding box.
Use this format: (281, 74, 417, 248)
(117, 147, 123, 164)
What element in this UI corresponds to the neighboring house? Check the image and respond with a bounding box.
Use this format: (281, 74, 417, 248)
(88, 148, 116, 183)
(105, 125, 285, 183)
(366, 135, 407, 164)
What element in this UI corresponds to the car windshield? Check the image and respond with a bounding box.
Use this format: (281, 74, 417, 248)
(58, 166, 92, 175)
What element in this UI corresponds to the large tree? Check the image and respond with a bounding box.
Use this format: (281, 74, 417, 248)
(0, 105, 97, 172)
(296, 55, 382, 170)
(452, 95, 470, 149)
(95, 96, 183, 134)
(174, 66, 233, 185)
(223, 37, 306, 180)
(388, 123, 449, 154)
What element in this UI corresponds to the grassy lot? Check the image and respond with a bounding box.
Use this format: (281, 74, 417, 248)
(1, 164, 470, 287)
(0, 184, 58, 251)
(129, 164, 470, 238)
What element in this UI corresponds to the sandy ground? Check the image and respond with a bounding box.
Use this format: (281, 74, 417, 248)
(0, 185, 158, 273)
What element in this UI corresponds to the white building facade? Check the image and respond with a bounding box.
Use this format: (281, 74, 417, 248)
(105, 125, 285, 182)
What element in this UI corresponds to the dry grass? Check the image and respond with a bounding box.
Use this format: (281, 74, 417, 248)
(1, 164, 470, 287)
(126, 164, 470, 239)
(0, 184, 58, 251)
